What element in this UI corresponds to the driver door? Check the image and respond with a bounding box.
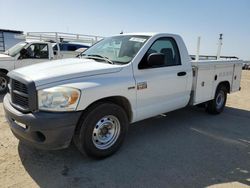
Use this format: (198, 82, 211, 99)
(15, 43, 50, 69)
(133, 37, 190, 121)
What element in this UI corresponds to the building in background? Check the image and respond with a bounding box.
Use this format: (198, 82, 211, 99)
(0, 29, 24, 52)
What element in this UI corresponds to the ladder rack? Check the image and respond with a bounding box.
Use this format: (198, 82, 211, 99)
(18, 32, 104, 46)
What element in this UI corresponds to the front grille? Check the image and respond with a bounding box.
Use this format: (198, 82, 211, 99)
(8, 71, 37, 113)
(13, 80, 28, 94)
(11, 79, 29, 111)
(12, 92, 29, 109)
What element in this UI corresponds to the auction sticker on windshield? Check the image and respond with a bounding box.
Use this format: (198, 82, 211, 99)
(129, 37, 146, 43)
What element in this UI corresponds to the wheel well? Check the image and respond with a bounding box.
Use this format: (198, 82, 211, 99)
(217, 81, 230, 93)
(85, 96, 133, 122)
(0, 69, 8, 75)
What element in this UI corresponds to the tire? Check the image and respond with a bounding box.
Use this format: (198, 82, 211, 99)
(206, 85, 227, 114)
(73, 102, 129, 159)
(0, 72, 9, 94)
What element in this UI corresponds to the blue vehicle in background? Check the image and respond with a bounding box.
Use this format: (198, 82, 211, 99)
(53, 42, 90, 52)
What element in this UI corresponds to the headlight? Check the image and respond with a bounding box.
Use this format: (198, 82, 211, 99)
(38, 86, 81, 111)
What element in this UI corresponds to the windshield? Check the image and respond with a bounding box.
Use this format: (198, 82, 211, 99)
(4, 42, 28, 57)
(80, 35, 150, 64)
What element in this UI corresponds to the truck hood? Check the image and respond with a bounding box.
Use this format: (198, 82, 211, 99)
(0, 53, 15, 61)
(10, 58, 123, 86)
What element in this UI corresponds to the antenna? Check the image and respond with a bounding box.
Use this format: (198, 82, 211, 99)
(195, 36, 201, 61)
(216, 33, 223, 60)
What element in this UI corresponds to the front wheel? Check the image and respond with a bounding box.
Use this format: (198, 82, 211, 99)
(74, 102, 129, 158)
(0, 72, 9, 94)
(206, 85, 227, 114)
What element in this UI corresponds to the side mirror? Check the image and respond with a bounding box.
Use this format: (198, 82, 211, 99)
(147, 53, 165, 67)
(20, 48, 27, 56)
(19, 48, 28, 59)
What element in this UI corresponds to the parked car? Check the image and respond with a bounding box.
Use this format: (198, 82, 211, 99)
(4, 33, 242, 158)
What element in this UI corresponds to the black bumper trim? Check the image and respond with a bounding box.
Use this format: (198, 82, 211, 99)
(3, 95, 82, 150)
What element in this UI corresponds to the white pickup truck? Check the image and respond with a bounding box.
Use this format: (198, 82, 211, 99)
(0, 41, 90, 93)
(3, 33, 242, 158)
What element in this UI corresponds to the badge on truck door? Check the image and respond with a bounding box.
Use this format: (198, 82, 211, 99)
(137, 82, 147, 90)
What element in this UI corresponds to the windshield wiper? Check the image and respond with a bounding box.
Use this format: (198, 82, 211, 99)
(83, 54, 114, 64)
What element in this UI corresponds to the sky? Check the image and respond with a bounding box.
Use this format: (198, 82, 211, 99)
(0, 0, 250, 60)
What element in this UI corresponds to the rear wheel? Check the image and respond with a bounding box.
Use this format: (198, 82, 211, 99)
(0, 72, 9, 94)
(74, 102, 129, 158)
(206, 85, 227, 114)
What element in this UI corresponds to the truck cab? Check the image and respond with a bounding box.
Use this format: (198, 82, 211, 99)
(131, 33, 193, 121)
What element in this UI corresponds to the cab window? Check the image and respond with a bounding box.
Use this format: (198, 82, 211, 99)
(138, 37, 181, 69)
(24, 44, 49, 59)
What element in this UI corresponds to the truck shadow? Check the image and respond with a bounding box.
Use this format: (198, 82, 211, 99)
(18, 106, 250, 188)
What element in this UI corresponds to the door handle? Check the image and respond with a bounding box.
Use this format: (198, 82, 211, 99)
(177, 71, 186, 76)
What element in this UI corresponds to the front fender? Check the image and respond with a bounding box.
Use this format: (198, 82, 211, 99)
(0, 59, 15, 72)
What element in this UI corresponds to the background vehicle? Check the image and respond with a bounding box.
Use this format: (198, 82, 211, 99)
(52, 42, 90, 58)
(242, 61, 250, 70)
(4, 33, 242, 158)
(0, 32, 102, 93)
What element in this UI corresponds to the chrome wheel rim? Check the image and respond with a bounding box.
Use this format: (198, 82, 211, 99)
(0, 77, 7, 91)
(92, 115, 121, 150)
(216, 91, 225, 109)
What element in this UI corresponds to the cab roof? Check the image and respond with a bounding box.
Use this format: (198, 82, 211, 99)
(113, 32, 180, 38)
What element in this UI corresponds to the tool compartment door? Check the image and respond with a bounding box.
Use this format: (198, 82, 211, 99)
(231, 63, 242, 92)
(192, 64, 215, 104)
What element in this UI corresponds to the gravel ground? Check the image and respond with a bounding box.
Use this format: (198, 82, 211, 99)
(0, 71, 249, 188)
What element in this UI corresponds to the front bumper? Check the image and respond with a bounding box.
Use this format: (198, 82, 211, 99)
(3, 95, 81, 150)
